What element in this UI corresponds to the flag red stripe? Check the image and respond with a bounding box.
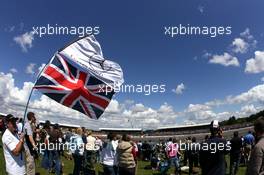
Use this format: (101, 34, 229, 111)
(44, 66, 77, 89)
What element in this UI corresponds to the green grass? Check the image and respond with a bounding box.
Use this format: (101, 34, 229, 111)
(0, 140, 246, 175)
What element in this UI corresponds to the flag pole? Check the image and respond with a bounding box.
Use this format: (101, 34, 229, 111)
(21, 85, 35, 131)
(21, 54, 55, 131)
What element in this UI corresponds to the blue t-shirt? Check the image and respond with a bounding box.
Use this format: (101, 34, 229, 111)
(244, 133, 254, 145)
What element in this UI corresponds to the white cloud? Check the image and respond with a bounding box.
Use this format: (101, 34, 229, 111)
(0, 73, 181, 129)
(0, 72, 106, 129)
(182, 100, 263, 122)
(204, 83, 264, 108)
(0, 72, 34, 108)
(230, 28, 257, 54)
(124, 99, 134, 105)
(158, 103, 174, 114)
(172, 83, 185, 94)
(198, 5, 204, 13)
(209, 52, 239, 67)
(0, 72, 174, 129)
(186, 104, 211, 113)
(241, 104, 257, 116)
(205, 28, 256, 69)
(183, 104, 217, 121)
(232, 38, 249, 54)
(130, 103, 147, 113)
(13, 31, 35, 52)
(226, 83, 264, 104)
(202, 52, 211, 58)
(245, 51, 264, 73)
(240, 28, 254, 40)
(37, 63, 46, 76)
(0, 71, 263, 129)
(25, 63, 36, 75)
(240, 28, 257, 47)
(9, 68, 18, 73)
(177, 82, 264, 123)
(105, 100, 121, 113)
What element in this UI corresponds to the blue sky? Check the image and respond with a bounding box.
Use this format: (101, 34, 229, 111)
(1, 0, 264, 129)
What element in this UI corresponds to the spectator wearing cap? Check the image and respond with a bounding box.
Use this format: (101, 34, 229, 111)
(2, 114, 26, 175)
(246, 117, 264, 175)
(199, 120, 228, 175)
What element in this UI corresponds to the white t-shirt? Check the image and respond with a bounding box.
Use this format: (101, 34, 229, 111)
(16, 123, 23, 134)
(69, 134, 84, 155)
(101, 140, 118, 166)
(23, 121, 33, 136)
(86, 135, 97, 150)
(2, 129, 25, 175)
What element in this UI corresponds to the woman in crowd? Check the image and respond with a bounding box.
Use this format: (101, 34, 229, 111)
(101, 133, 118, 175)
(70, 127, 84, 175)
(116, 134, 137, 175)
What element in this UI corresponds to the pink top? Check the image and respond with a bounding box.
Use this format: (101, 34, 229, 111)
(167, 142, 178, 158)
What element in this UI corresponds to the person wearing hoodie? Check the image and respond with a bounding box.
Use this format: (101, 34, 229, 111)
(117, 134, 136, 175)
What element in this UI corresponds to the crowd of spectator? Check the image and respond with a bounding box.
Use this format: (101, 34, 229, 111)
(0, 112, 263, 175)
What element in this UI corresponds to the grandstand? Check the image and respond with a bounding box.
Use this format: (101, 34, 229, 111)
(39, 120, 81, 130)
(93, 122, 253, 141)
(36, 120, 254, 141)
(154, 123, 210, 135)
(99, 127, 142, 135)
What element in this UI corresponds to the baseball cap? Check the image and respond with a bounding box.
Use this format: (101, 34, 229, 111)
(5, 114, 18, 122)
(211, 120, 219, 129)
(210, 120, 220, 134)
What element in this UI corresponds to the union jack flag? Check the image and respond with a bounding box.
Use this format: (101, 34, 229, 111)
(34, 53, 114, 119)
